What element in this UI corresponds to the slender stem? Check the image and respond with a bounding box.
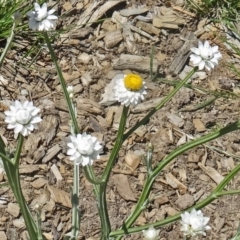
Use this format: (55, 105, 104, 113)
(98, 106, 129, 239)
(110, 163, 240, 237)
(83, 167, 104, 185)
(123, 67, 197, 141)
(13, 164, 38, 239)
(0, 152, 14, 166)
(1, 136, 39, 239)
(13, 134, 24, 165)
(102, 106, 129, 181)
(112, 120, 240, 239)
(43, 32, 79, 134)
(99, 183, 111, 240)
(71, 162, 80, 239)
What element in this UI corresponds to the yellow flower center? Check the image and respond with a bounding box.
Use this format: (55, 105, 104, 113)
(124, 74, 143, 91)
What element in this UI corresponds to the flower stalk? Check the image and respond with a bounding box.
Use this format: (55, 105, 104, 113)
(111, 119, 240, 239)
(71, 163, 80, 239)
(123, 67, 198, 141)
(1, 135, 40, 240)
(98, 105, 129, 239)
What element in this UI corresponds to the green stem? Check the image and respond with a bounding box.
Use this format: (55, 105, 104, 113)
(43, 32, 79, 134)
(123, 67, 197, 141)
(102, 106, 129, 180)
(98, 106, 129, 239)
(112, 120, 240, 239)
(0, 152, 14, 166)
(110, 163, 240, 237)
(99, 183, 111, 240)
(2, 135, 39, 239)
(71, 163, 80, 239)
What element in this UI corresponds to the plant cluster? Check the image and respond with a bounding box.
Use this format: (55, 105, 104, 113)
(1, 2, 240, 240)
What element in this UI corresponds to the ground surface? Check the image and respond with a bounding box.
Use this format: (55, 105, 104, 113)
(1, 0, 240, 240)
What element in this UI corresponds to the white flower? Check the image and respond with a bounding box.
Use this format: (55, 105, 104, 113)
(180, 209, 211, 237)
(27, 3, 58, 31)
(142, 226, 160, 240)
(67, 133, 102, 166)
(114, 73, 147, 107)
(190, 41, 222, 71)
(5, 100, 42, 139)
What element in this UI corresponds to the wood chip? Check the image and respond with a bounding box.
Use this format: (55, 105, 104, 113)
(198, 163, 224, 184)
(136, 21, 161, 36)
(42, 144, 61, 163)
(47, 185, 71, 208)
(113, 54, 159, 73)
(19, 165, 39, 174)
(7, 203, 20, 217)
(112, 174, 136, 201)
(165, 173, 187, 194)
(87, 0, 126, 25)
(125, 152, 140, 171)
(0, 231, 7, 240)
(31, 178, 48, 189)
(193, 118, 206, 132)
(120, 8, 149, 17)
(104, 29, 123, 48)
(153, 18, 179, 29)
(168, 31, 197, 75)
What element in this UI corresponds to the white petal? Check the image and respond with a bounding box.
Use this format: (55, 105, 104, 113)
(198, 61, 205, 70)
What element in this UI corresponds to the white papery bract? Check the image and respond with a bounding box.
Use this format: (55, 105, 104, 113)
(27, 2, 58, 31)
(142, 226, 160, 240)
(67, 133, 102, 166)
(5, 100, 42, 139)
(190, 41, 222, 71)
(114, 73, 147, 107)
(180, 209, 211, 237)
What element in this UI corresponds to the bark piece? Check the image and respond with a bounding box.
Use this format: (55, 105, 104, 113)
(104, 29, 123, 48)
(7, 203, 20, 217)
(47, 185, 71, 208)
(136, 21, 161, 35)
(165, 173, 187, 195)
(193, 118, 206, 132)
(42, 144, 61, 163)
(112, 174, 136, 201)
(113, 54, 159, 73)
(0, 231, 7, 240)
(125, 152, 140, 171)
(31, 178, 48, 189)
(198, 163, 224, 184)
(153, 18, 179, 29)
(120, 8, 149, 17)
(168, 31, 197, 75)
(88, 0, 126, 25)
(51, 164, 63, 186)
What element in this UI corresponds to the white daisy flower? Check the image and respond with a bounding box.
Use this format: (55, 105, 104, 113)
(114, 73, 147, 107)
(5, 100, 42, 139)
(27, 2, 58, 31)
(67, 133, 102, 166)
(190, 41, 222, 71)
(180, 209, 211, 237)
(142, 226, 160, 240)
